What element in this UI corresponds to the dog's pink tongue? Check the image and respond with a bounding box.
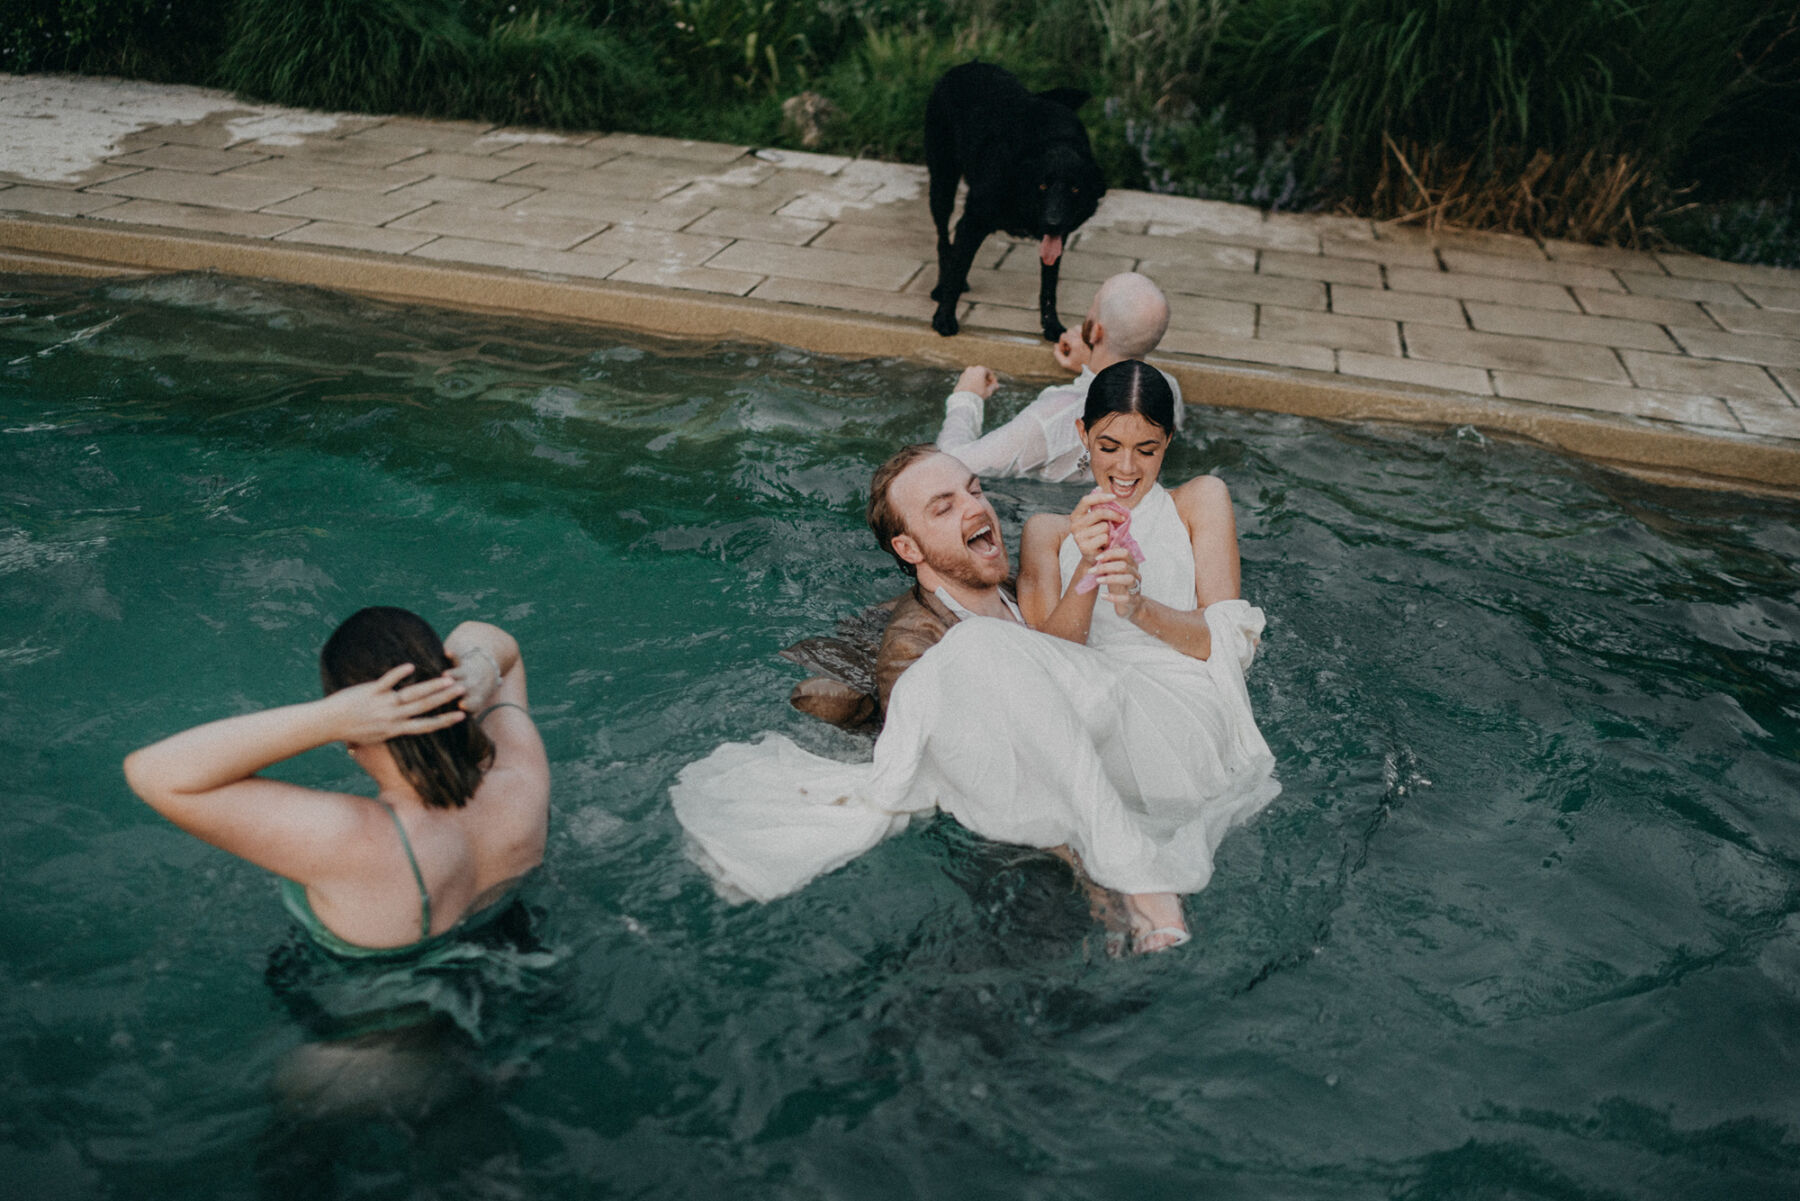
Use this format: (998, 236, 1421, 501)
(1039, 233, 1063, 266)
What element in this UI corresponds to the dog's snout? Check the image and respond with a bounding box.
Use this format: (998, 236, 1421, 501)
(1041, 190, 1076, 231)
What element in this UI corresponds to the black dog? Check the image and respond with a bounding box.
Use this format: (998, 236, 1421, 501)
(924, 61, 1105, 341)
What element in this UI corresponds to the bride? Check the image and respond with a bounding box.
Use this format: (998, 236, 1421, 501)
(1012, 358, 1273, 949)
(673, 361, 1278, 954)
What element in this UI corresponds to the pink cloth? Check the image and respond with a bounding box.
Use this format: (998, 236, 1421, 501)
(1074, 501, 1146, 594)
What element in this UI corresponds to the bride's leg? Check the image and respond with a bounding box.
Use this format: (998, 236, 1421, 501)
(1048, 845, 1132, 956)
(1126, 892, 1189, 953)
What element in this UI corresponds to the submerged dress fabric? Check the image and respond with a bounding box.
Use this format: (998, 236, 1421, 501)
(671, 482, 1279, 902)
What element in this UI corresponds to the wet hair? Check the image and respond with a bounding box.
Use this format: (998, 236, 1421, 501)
(1082, 359, 1178, 437)
(866, 443, 940, 577)
(320, 607, 493, 810)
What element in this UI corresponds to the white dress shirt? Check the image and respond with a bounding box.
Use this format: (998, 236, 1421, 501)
(936, 367, 1184, 482)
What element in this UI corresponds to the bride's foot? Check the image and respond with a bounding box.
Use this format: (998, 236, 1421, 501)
(1048, 845, 1133, 959)
(1127, 893, 1190, 954)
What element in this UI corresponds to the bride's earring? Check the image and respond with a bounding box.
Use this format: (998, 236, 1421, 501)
(1076, 450, 1090, 472)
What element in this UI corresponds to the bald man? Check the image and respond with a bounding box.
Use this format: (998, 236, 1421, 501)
(935, 271, 1182, 482)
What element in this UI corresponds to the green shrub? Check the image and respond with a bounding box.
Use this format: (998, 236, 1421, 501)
(475, 11, 667, 130)
(665, 0, 821, 96)
(6, 0, 1796, 259)
(949, 0, 1101, 75)
(1202, 0, 1800, 241)
(1662, 195, 1800, 270)
(1659, 2, 1800, 201)
(219, 0, 477, 114)
(1114, 103, 1311, 208)
(810, 24, 1024, 160)
(1220, 0, 1649, 188)
(1, 0, 232, 80)
(1090, 0, 1232, 115)
(219, 1, 668, 131)
(809, 7, 1110, 162)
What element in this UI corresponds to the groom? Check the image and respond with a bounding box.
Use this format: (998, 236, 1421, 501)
(862, 442, 1137, 948)
(864, 443, 1025, 713)
(783, 444, 1024, 729)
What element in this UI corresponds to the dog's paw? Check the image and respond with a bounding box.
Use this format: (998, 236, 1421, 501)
(933, 307, 961, 337)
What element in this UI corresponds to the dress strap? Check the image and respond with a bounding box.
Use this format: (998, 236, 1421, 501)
(379, 803, 432, 938)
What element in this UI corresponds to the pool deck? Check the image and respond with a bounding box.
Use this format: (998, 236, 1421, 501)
(4, 74, 1800, 495)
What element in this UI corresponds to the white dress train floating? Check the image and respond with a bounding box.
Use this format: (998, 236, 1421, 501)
(672, 483, 1280, 903)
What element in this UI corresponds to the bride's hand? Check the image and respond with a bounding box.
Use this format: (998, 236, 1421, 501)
(1069, 489, 1123, 565)
(1092, 546, 1144, 617)
(327, 665, 466, 745)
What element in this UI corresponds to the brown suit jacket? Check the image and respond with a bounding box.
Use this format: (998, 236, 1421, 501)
(873, 583, 961, 715)
(787, 581, 1016, 729)
(874, 580, 1020, 714)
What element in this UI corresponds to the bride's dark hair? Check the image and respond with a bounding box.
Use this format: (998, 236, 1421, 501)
(1082, 359, 1177, 435)
(320, 607, 493, 809)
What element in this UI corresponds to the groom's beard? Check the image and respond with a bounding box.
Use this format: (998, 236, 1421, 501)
(922, 548, 1008, 593)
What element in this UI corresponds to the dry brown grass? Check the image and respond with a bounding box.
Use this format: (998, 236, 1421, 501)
(1361, 136, 1685, 248)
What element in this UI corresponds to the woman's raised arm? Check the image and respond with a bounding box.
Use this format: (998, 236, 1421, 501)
(1018, 490, 1123, 642)
(122, 667, 465, 878)
(444, 622, 548, 790)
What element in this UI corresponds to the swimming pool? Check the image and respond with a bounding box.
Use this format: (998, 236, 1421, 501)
(3, 272, 1797, 1198)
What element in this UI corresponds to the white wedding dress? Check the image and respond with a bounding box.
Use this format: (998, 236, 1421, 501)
(671, 483, 1280, 903)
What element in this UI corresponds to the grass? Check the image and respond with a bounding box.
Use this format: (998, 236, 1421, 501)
(1090, 0, 1232, 115)
(218, 0, 474, 116)
(219, 0, 668, 130)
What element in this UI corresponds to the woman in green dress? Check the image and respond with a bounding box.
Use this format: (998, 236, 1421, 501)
(125, 607, 548, 956)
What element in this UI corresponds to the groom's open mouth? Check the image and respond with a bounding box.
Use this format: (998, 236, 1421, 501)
(965, 523, 1001, 558)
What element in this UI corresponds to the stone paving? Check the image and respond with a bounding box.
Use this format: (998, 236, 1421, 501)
(4, 74, 1800, 489)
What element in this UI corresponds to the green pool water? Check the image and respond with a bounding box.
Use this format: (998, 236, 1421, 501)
(2, 273, 1797, 1199)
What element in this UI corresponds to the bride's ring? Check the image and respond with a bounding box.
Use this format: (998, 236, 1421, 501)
(1126, 580, 1141, 595)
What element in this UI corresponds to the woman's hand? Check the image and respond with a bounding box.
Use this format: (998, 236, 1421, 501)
(326, 664, 466, 746)
(1068, 489, 1123, 565)
(1091, 546, 1144, 618)
(448, 644, 502, 713)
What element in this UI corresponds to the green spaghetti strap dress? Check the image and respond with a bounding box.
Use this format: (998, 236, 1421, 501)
(269, 804, 549, 1041)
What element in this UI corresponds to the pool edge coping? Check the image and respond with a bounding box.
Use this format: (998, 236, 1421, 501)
(4, 213, 1797, 500)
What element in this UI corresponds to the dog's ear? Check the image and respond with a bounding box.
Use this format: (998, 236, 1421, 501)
(1036, 87, 1091, 111)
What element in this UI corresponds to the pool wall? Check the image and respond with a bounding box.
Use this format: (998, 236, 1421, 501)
(5, 210, 1799, 498)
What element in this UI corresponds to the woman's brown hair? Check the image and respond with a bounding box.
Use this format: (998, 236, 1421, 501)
(320, 607, 494, 809)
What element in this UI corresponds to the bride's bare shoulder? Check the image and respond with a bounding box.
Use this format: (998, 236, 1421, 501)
(1171, 474, 1232, 517)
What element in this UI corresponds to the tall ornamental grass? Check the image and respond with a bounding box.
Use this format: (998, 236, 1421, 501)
(1090, 0, 1232, 115)
(1210, 0, 1800, 240)
(474, 11, 665, 129)
(218, 0, 666, 130)
(218, 0, 476, 115)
